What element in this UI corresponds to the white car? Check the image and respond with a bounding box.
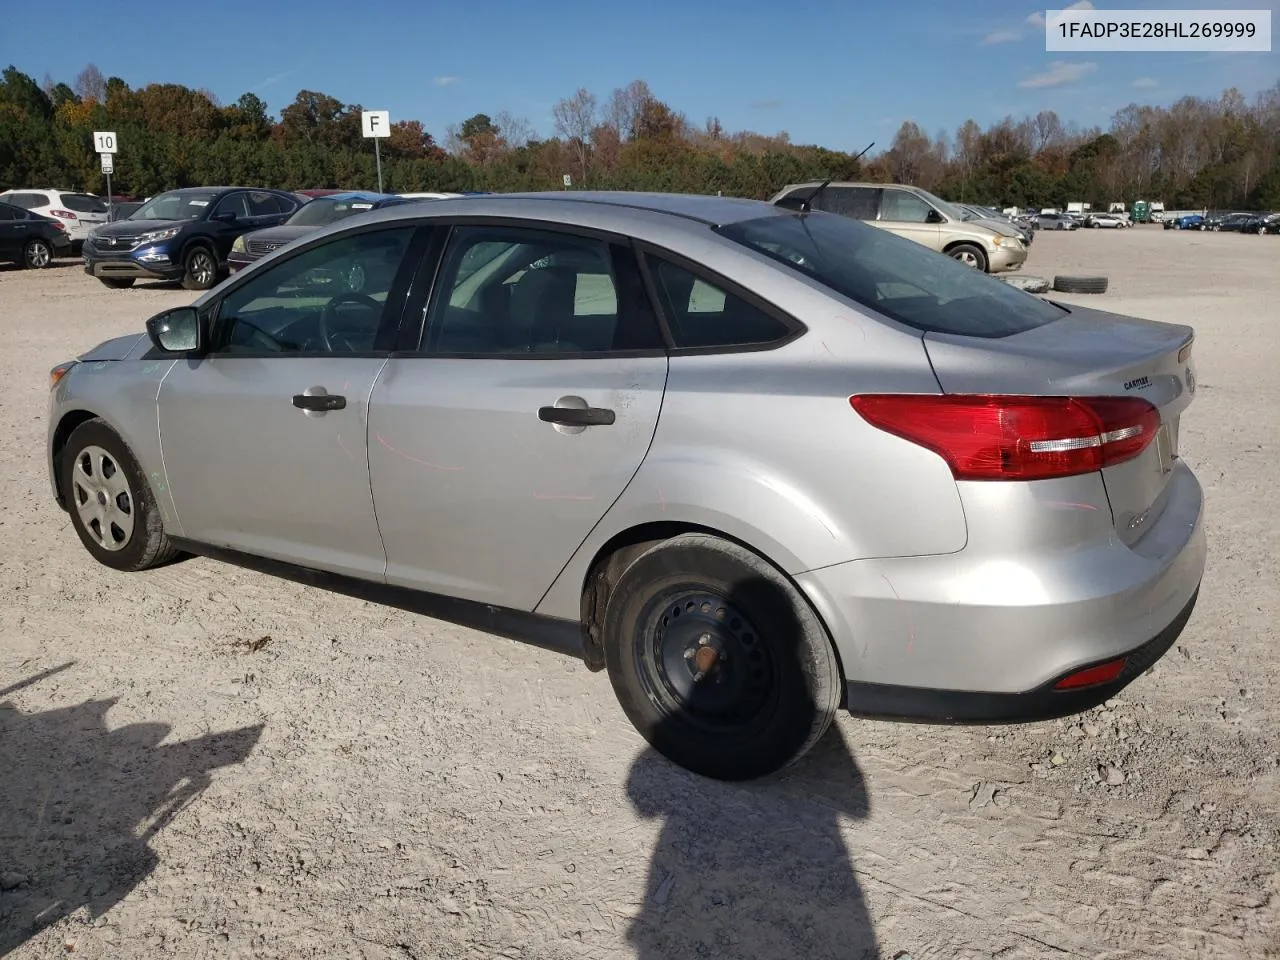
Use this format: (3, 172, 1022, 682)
(0, 188, 109, 251)
(1086, 214, 1127, 229)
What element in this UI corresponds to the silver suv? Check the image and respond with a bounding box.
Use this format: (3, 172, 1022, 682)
(771, 181, 1027, 273)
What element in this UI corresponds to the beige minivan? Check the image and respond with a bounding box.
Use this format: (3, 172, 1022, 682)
(770, 181, 1027, 274)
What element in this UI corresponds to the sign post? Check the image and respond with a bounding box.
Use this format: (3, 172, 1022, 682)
(93, 131, 118, 210)
(361, 110, 391, 193)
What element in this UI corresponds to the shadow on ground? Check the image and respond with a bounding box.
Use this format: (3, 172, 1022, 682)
(624, 571, 881, 959)
(0, 665, 264, 954)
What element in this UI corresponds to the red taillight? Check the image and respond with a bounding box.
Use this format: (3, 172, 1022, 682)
(49, 209, 77, 220)
(1053, 656, 1127, 690)
(849, 394, 1160, 481)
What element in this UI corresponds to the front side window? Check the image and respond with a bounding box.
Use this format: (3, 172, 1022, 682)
(211, 193, 251, 220)
(879, 189, 935, 223)
(715, 212, 1062, 339)
(215, 227, 415, 355)
(424, 225, 662, 355)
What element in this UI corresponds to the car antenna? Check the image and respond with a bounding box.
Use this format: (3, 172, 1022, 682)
(774, 141, 874, 214)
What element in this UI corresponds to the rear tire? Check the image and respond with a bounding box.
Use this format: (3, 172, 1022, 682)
(98, 277, 135, 289)
(601, 533, 841, 781)
(61, 419, 178, 572)
(947, 243, 988, 272)
(181, 246, 218, 291)
(23, 238, 53, 269)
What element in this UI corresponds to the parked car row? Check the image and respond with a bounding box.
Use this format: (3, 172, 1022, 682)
(1164, 210, 1280, 234)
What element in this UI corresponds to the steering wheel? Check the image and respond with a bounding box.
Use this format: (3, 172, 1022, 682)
(319, 291, 382, 352)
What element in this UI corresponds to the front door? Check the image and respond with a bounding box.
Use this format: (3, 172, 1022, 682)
(876, 188, 943, 251)
(156, 224, 419, 579)
(368, 223, 669, 610)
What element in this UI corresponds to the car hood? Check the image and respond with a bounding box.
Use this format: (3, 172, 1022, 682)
(242, 224, 317, 245)
(77, 332, 150, 362)
(93, 219, 185, 237)
(970, 217, 1022, 238)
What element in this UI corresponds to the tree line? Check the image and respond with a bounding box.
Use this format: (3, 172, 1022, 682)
(1, 63, 1278, 210)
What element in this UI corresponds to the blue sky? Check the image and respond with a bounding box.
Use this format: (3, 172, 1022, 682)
(2, 0, 1276, 152)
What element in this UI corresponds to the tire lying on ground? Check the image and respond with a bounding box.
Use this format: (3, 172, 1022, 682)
(1052, 274, 1109, 294)
(1001, 275, 1051, 294)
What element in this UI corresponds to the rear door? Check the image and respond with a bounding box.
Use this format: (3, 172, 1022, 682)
(876, 188, 943, 251)
(367, 221, 669, 610)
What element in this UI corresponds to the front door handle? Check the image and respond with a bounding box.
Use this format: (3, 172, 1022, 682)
(293, 392, 346, 412)
(538, 405, 615, 427)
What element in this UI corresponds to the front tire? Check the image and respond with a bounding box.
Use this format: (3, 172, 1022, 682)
(61, 419, 178, 572)
(947, 243, 988, 272)
(181, 246, 218, 291)
(23, 238, 53, 269)
(601, 533, 841, 781)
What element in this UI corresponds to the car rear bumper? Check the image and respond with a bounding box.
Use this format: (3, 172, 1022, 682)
(796, 460, 1206, 717)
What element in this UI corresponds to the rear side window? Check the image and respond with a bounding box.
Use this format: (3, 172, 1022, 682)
(0, 204, 17, 221)
(715, 212, 1062, 339)
(246, 192, 284, 217)
(61, 193, 107, 214)
(644, 255, 795, 349)
(425, 225, 663, 355)
(818, 186, 881, 220)
(6, 193, 46, 209)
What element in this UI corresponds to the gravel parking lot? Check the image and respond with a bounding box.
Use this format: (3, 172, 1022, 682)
(2, 227, 1277, 960)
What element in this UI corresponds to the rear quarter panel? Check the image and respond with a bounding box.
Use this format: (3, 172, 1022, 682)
(49, 341, 181, 535)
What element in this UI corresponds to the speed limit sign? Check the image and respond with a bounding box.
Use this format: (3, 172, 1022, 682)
(93, 131, 118, 154)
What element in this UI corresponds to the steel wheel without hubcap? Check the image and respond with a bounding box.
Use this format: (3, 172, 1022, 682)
(636, 589, 777, 736)
(25, 239, 52, 268)
(71, 445, 135, 551)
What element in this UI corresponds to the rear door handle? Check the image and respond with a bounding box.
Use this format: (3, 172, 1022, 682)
(293, 393, 347, 412)
(538, 405, 615, 426)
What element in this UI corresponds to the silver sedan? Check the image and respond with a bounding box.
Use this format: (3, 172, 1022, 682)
(47, 191, 1206, 780)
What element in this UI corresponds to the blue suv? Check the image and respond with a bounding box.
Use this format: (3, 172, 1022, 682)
(83, 186, 301, 290)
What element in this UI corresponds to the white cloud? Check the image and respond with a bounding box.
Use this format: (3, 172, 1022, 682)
(1017, 60, 1098, 89)
(1025, 11, 1046, 28)
(984, 30, 1021, 44)
(1133, 77, 1160, 89)
(1026, 1, 1091, 30)
(433, 76, 461, 87)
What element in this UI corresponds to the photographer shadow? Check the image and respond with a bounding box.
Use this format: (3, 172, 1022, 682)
(0, 666, 264, 954)
(625, 573, 881, 959)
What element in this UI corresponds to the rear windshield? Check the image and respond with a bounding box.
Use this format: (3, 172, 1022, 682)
(286, 197, 381, 227)
(61, 193, 108, 214)
(714, 212, 1063, 338)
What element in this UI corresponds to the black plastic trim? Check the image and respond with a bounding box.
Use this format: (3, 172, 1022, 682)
(843, 588, 1199, 724)
(167, 537, 587, 661)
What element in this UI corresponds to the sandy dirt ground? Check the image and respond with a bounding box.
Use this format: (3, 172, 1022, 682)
(1, 228, 1277, 960)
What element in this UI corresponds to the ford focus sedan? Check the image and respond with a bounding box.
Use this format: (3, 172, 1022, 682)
(46, 191, 1205, 781)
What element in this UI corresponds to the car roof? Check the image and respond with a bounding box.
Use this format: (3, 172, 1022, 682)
(358, 191, 784, 230)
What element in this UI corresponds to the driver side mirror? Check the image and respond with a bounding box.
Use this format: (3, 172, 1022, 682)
(211, 209, 238, 224)
(926, 208, 946, 224)
(146, 306, 205, 354)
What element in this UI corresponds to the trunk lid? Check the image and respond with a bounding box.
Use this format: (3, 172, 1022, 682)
(922, 302, 1196, 543)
